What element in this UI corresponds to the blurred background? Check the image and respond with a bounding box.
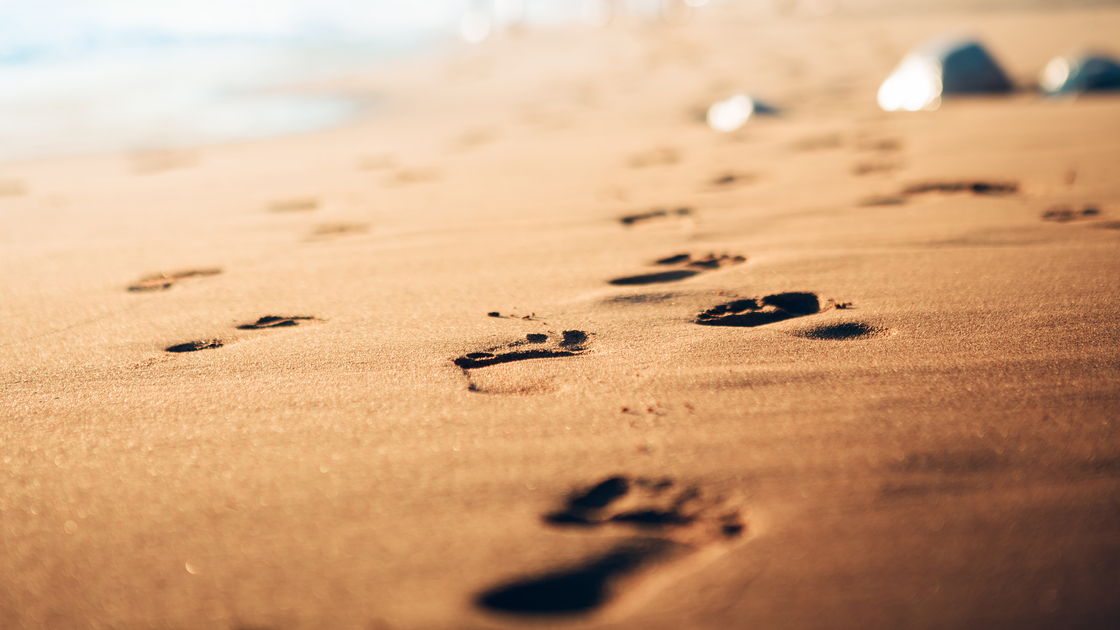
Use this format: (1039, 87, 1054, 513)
(0, 0, 1115, 162)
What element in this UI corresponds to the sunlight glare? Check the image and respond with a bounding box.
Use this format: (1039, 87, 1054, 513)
(707, 94, 754, 132)
(877, 54, 942, 112)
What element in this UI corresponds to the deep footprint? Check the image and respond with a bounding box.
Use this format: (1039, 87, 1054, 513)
(478, 476, 744, 617)
(128, 268, 222, 292)
(454, 330, 592, 369)
(902, 180, 1018, 196)
(166, 339, 223, 353)
(237, 315, 319, 330)
(696, 292, 825, 327)
(609, 253, 746, 286)
(619, 207, 691, 227)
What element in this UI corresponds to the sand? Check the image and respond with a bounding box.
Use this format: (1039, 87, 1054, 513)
(2, 3, 1119, 629)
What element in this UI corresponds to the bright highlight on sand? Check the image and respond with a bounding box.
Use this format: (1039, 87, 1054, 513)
(878, 54, 943, 112)
(707, 94, 754, 132)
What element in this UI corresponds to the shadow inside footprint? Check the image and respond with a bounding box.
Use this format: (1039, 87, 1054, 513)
(696, 292, 821, 327)
(619, 207, 691, 226)
(609, 270, 700, 286)
(477, 540, 679, 615)
(166, 340, 223, 353)
(792, 321, 891, 340)
(902, 180, 1018, 196)
(1042, 205, 1100, 222)
(478, 475, 745, 618)
(609, 253, 746, 286)
(454, 331, 591, 369)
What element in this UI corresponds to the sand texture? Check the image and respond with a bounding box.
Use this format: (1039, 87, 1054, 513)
(2, 3, 1119, 629)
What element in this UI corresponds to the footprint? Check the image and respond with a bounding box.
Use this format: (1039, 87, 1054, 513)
(695, 292, 833, 327)
(609, 253, 746, 287)
(709, 172, 756, 187)
(309, 223, 368, 238)
(477, 476, 745, 618)
(128, 268, 222, 292)
(858, 195, 907, 207)
(453, 331, 592, 370)
(853, 161, 900, 176)
(1042, 204, 1101, 222)
(619, 207, 691, 227)
(267, 197, 319, 213)
(902, 180, 1018, 196)
(237, 315, 320, 330)
(790, 321, 894, 340)
(166, 339, 223, 353)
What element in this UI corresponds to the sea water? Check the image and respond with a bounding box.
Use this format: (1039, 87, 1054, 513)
(0, 0, 602, 162)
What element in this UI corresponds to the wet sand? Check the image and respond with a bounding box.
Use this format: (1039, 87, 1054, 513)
(1, 3, 1119, 629)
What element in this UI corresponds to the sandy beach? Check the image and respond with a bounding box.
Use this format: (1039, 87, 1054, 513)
(2, 2, 1119, 629)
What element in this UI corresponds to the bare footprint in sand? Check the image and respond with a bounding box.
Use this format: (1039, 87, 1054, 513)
(166, 339, 224, 353)
(902, 180, 1018, 196)
(454, 331, 594, 395)
(308, 223, 368, 239)
(267, 197, 320, 213)
(128, 268, 222, 292)
(1042, 204, 1101, 222)
(619, 207, 692, 227)
(609, 253, 746, 287)
(477, 476, 745, 619)
(708, 172, 757, 188)
(237, 315, 321, 330)
(454, 331, 592, 370)
(166, 315, 321, 354)
(695, 292, 842, 327)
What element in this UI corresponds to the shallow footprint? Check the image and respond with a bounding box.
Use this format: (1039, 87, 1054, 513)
(695, 292, 827, 327)
(237, 315, 320, 330)
(1042, 204, 1101, 222)
(477, 476, 745, 619)
(609, 253, 746, 286)
(128, 268, 222, 292)
(454, 331, 592, 370)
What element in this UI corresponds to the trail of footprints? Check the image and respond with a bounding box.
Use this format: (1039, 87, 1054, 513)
(478, 476, 745, 617)
(165, 316, 321, 354)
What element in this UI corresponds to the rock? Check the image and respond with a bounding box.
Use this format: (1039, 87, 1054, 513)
(878, 35, 1012, 112)
(1040, 52, 1120, 95)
